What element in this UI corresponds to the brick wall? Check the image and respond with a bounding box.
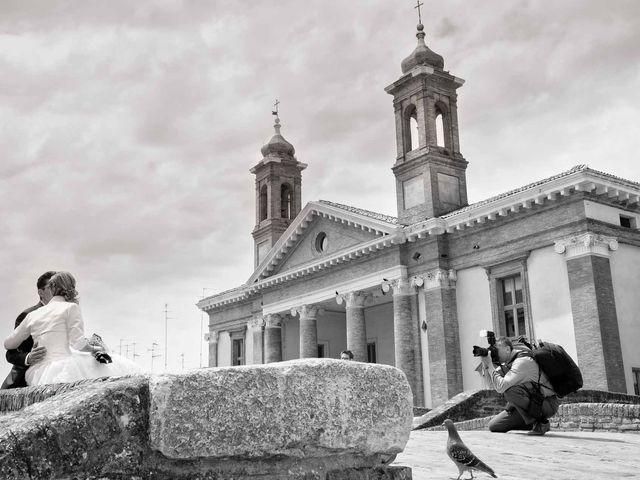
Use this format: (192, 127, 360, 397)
(414, 388, 640, 431)
(435, 403, 640, 433)
(567, 255, 626, 392)
(552, 403, 640, 432)
(425, 286, 463, 405)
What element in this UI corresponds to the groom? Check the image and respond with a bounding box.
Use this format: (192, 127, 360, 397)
(1, 271, 56, 389)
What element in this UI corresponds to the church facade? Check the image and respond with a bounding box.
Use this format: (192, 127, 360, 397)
(198, 23, 640, 407)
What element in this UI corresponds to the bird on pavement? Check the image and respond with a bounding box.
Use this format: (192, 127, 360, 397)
(443, 419, 497, 480)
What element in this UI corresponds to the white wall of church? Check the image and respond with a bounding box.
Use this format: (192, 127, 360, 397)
(456, 267, 493, 392)
(364, 302, 395, 367)
(282, 316, 300, 360)
(245, 325, 255, 365)
(218, 331, 231, 367)
(317, 310, 347, 359)
(609, 243, 640, 394)
(584, 200, 640, 228)
(527, 246, 577, 361)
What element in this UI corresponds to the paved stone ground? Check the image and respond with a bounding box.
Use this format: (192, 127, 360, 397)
(394, 429, 640, 480)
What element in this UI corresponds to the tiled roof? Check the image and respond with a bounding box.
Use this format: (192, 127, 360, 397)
(442, 165, 640, 219)
(318, 200, 398, 225)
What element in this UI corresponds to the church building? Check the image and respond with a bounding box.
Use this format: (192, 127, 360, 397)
(198, 21, 640, 407)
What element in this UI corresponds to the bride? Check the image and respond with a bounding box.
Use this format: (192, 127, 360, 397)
(4, 271, 141, 386)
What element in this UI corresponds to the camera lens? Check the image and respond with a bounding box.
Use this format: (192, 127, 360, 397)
(472, 346, 488, 357)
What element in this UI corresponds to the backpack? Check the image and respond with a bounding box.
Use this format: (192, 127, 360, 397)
(513, 337, 583, 398)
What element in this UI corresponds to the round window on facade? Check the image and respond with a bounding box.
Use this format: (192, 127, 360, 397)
(315, 232, 328, 253)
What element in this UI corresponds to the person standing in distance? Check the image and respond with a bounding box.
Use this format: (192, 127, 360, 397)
(340, 350, 354, 361)
(1, 271, 56, 389)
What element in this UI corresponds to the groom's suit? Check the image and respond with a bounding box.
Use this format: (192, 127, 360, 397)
(1, 302, 42, 389)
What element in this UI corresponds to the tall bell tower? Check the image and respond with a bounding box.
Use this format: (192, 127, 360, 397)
(385, 19, 468, 225)
(250, 111, 306, 268)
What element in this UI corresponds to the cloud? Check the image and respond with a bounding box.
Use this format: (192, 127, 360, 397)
(1, 1, 639, 380)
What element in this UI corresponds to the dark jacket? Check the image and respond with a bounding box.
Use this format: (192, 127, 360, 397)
(1, 302, 42, 389)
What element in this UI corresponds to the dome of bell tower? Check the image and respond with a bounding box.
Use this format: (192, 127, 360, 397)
(400, 24, 444, 73)
(261, 117, 295, 157)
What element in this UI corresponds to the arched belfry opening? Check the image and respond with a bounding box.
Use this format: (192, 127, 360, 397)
(404, 105, 420, 152)
(259, 185, 268, 222)
(280, 183, 292, 219)
(435, 105, 445, 148)
(433, 101, 454, 151)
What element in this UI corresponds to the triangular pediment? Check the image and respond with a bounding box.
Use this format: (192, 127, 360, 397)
(248, 200, 397, 283)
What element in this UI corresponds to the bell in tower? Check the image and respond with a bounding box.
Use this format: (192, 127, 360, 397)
(250, 107, 307, 268)
(385, 18, 468, 225)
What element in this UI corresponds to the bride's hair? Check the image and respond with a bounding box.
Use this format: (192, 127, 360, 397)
(49, 271, 79, 304)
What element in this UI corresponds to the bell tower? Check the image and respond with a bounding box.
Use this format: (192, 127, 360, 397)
(250, 110, 306, 268)
(385, 20, 468, 225)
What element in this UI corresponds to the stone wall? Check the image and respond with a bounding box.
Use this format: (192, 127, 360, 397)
(0, 359, 413, 480)
(552, 403, 640, 432)
(413, 388, 640, 430)
(430, 403, 640, 433)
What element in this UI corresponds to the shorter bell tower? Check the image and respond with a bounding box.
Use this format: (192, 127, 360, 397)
(385, 22, 468, 225)
(250, 112, 307, 268)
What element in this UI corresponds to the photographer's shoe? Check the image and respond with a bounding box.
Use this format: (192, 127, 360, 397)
(527, 421, 550, 436)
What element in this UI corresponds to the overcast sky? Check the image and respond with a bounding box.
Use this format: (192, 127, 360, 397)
(1, 1, 639, 379)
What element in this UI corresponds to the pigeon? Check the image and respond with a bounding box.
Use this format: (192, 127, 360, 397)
(443, 419, 497, 480)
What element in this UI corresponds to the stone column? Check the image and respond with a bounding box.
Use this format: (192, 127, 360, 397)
(555, 233, 626, 392)
(249, 317, 264, 365)
(264, 314, 283, 363)
(415, 92, 428, 149)
(292, 305, 320, 358)
(425, 95, 437, 146)
(206, 330, 219, 367)
(421, 268, 463, 406)
(393, 103, 405, 159)
(337, 291, 369, 362)
(388, 277, 418, 403)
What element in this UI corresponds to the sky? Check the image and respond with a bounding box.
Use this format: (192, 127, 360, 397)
(1, 0, 639, 380)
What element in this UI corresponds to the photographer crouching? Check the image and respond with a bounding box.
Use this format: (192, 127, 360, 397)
(475, 332, 559, 435)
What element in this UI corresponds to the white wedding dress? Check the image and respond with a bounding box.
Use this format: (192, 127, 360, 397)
(4, 296, 141, 386)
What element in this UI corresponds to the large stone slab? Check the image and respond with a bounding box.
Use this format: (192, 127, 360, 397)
(0, 360, 413, 479)
(149, 359, 413, 460)
(0, 376, 149, 479)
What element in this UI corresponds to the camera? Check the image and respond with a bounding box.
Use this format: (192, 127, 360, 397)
(472, 330, 500, 364)
(93, 351, 113, 364)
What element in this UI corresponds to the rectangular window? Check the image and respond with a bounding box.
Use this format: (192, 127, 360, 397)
(232, 338, 244, 366)
(633, 368, 640, 396)
(620, 215, 637, 229)
(498, 274, 529, 337)
(499, 275, 527, 338)
(486, 256, 533, 341)
(367, 342, 377, 363)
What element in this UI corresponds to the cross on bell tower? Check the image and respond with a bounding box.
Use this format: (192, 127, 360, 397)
(250, 102, 307, 268)
(384, 8, 468, 224)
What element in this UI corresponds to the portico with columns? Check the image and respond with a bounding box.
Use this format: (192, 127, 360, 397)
(198, 16, 640, 406)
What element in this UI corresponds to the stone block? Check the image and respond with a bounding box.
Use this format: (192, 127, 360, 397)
(0, 376, 149, 480)
(0, 362, 415, 479)
(149, 359, 413, 460)
(326, 466, 412, 479)
(620, 424, 640, 431)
